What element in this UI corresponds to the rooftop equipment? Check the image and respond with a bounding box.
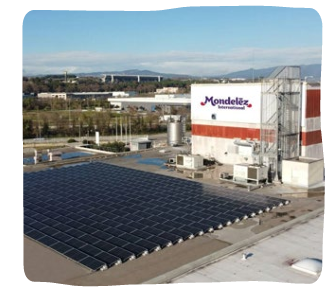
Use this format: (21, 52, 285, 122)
(233, 163, 268, 185)
(260, 66, 301, 182)
(167, 116, 185, 146)
(130, 138, 152, 151)
(176, 154, 204, 170)
(291, 258, 322, 276)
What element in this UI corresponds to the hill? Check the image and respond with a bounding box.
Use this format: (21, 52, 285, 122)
(26, 64, 321, 81)
(217, 64, 321, 80)
(76, 69, 193, 79)
(78, 65, 321, 80)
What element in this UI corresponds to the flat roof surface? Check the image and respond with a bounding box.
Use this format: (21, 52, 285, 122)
(173, 213, 324, 284)
(23, 147, 325, 285)
(107, 97, 191, 104)
(24, 161, 289, 272)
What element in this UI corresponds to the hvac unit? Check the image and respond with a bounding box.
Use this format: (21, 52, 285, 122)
(176, 155, 204, 170)
(220, 172, 229, 179)
(233, 164, 268, 184)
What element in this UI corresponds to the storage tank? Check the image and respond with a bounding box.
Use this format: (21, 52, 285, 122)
(167, 119, 183, 146)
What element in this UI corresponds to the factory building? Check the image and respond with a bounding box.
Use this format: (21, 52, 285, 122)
(37, 92, 68, 100)
(37, 91, 136, 100)
(101, 74, 162, 83)
(191, 66, 323, 184)
(191, 82, 263, 164)
(107, 94, 191, 113)
(68, 91, 131, 99)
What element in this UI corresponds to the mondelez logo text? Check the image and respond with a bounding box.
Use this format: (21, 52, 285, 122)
(201, 96, 252, 110)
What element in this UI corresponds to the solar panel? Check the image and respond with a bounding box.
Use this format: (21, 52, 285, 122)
(93, 240, 116, 252)
(52, 232, 73, 243)
(40, 226, 60, 236)
(65, 228, 85, 239)
(65, 248, 89, 262)
(147, 236, 172, 248)
(119, 233, 142, 244)
(79, 256, 106, 271)
(24, 161, 289, 271)
(24, 224, 34, 235)
(94, 252, 121, 268)
(122, 243, 148, 257)
(135, 239, 161, 253)
(79, 244, 103, 256)
(79, 234, 101, 244)
(107, 247, 135, 262)
(38, 235, 59, 247)
(107, 236, 129, 248)
(66, 237, 87, 249)
(51, 241, 74, 254)
(158, 232, 183, 244)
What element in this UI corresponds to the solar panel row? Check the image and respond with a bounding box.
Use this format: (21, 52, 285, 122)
(24, 162, 289, 271)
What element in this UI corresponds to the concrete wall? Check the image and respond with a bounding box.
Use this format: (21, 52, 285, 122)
(282, 158, 324, 188)
(301, 144, 324, 159)
(308, 159, 325, 186)
(192, 135, 259, 164)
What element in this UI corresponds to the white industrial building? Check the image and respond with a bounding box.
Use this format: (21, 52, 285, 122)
(107, 94, 191, 113)
(190, 66, 323, 186)
(156, 87, 179, 94)
(37, 92, 68, 100)
(191, 82, 262, 165)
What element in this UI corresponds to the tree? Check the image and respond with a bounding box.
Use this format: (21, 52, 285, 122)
(100, 141, 126, 152)
(23, 119, 35, 139)
(41, 121, 50, 137)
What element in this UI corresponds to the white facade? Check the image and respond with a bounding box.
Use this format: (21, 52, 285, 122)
(112, 91, 130, 97)
(191, 82, 323, 166)
(107, 95, 191, 113)
(191, 83, 262, 164)
(191, 135, 260, 164)
(191, 83, 262, 123)
(37, 92, 67, 100)
(154, 94, 191, 100)
(156, 87, 179, 94)
(301, 144, 324, 158)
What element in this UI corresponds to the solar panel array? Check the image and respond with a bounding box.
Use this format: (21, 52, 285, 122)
(24, 162, 289, 271)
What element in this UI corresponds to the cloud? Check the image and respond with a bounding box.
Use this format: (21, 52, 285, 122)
(23, 46, 322, 76)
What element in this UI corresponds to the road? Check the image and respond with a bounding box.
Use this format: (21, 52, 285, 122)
(23, 132, 190, 144)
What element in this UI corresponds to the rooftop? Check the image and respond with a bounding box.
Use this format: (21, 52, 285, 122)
(23, 146, 325, 285)
(107, 96, 191, 105)
(173, 213, 324, 284)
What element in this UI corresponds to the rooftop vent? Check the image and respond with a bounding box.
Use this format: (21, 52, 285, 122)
(291, 258, 322, 276)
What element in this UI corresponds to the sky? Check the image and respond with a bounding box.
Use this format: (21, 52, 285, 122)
(22, 6, 322, 76)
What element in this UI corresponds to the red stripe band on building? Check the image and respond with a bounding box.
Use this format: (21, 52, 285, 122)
(192, 124, 260, 139)
(306, 89, 321, 118)
(301, 130, 322, 146)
